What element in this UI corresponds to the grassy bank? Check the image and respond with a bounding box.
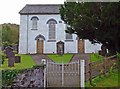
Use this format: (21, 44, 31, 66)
(90, 53, 103, 62)
(85, 70, 119, 87)
(1, 54, 36, 70)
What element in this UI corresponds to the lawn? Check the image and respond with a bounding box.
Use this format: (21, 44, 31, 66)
(1, 54, 36, 70)
(47, 54, 73, 63)
(85, 70, 119, 87)
(90, 53, 103, 62)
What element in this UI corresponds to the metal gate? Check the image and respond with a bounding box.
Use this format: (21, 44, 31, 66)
(43, 60, 85, 87)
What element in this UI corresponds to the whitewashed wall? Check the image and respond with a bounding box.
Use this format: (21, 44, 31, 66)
(19, 14, 78, 54)
(84, 40, 102, 53)
(19, 15, 28, 54)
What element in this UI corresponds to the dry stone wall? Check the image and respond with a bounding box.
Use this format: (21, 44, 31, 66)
(12, 67, 44, 88)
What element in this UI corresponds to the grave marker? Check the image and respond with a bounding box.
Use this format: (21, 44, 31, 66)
(5, 46, 15, 67)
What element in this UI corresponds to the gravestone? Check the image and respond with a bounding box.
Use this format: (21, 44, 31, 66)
(5, 46, 15, 67)
(15, 56, 21, 63)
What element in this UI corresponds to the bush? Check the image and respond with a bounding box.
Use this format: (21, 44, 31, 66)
(2, 69, 23, 86)
(0, 52, 7, 65)
(117, 53, 120, 70)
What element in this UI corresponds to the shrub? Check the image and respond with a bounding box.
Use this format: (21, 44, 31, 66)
(2, 69, 23, 86)
(117, 53, 120, 70)
(0, 52, 7, 65)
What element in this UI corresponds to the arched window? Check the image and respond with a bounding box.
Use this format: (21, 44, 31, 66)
(47, 19, 57, 40)
(66, 33, 72, 40)
(31, 16, 39, 30)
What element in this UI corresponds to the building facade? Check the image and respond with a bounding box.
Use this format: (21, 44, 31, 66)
(19, 4, 101, 54)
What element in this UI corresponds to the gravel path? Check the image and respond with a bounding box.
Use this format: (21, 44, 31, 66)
(31, 54, 90, 65)
(71, 53, 90, 65)
(31, 54, 52, 65)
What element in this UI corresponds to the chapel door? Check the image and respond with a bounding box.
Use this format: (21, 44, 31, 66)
(78, 39, 84, 53)
(37, 39, 44, 54)
(57, 41, 64, 54)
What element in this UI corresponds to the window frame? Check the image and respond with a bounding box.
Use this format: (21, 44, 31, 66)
(65, 33, 73, 41)
(31, 16, 39, 30)
(47, 19, 57, 41)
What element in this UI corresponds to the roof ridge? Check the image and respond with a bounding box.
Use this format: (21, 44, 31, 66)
(19, 4, 61, 14)
(26, 4, 62, 6)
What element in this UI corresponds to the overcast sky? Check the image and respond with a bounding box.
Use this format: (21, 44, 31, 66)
(0, 0, 65, 25)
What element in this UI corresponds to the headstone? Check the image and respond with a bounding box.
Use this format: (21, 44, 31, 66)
(5, 46, 15, 67)
(15, 56, 21, 63)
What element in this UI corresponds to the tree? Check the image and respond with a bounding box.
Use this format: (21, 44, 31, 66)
(60, 2, 120, 55)
(2, 25, 12, 43)
(1, 24, 19, 49)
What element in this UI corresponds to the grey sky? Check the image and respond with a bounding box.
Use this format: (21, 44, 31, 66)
(0, 0, 64, 24)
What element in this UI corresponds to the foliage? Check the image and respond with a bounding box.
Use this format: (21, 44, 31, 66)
(0, 51, 7, 65)
(2, 69, 23, 86)
(117, 53, 120, 71)
(47, 54, 73, 63)
(60, 2, 120, 55)
(32, 65, 44, 69)
(1, 23, 19, 49)
(1, 54, 36, 70)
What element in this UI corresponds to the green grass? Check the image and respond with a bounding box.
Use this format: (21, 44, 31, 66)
(0, 54, 36, 70)
(90, 53, 103, 62)
(85, 70, 119, 87)
(47, 54, 73, 63)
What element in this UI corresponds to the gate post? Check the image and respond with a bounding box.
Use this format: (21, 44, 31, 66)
(43, 59, 46, 88)
(62, 63, 64, 87)
(81, 60, 85, 88)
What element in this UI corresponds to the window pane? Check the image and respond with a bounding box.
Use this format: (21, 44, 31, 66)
(66, 33, 72, 39)
(49, 22, 56, 39)
(32, 17, 38, 29)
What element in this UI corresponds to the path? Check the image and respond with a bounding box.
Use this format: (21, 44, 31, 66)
(31, 53, 90, 65)
(31, 54, 52, 65)
(71, 53, 90, 65)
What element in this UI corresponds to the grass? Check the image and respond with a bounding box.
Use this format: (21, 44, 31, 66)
(90, 53, 103, 62)
(85, 70, 119, 87)
(47, 54, 73, 63)
(0, 54, 36, 70)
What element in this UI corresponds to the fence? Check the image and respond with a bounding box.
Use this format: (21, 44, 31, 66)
(43, 55, 118, 87)
(43, 60, 85, 87)
(85, 55, 118, 85)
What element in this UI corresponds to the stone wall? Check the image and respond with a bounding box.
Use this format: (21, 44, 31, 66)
(12, 67, 44, 88)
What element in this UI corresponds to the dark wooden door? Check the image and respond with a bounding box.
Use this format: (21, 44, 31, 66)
(37, 40, 43, 54)
(57, 41, 64, 54)
(78, 39, 84, 53)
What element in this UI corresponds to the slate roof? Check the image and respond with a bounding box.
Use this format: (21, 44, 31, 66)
(19, 4, 61, 15)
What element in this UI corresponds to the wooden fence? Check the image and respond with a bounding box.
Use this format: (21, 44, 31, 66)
(85, 55, 118, 85)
